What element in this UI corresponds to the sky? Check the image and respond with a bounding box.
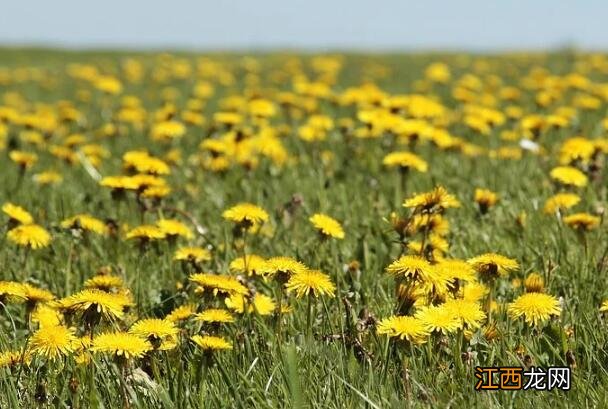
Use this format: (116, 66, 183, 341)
(0, 0, 606, 51)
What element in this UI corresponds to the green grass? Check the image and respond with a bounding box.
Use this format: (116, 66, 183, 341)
(0, 48, 607, 408)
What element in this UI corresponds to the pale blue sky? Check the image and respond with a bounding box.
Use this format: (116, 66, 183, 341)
(0, 0, 606, 51)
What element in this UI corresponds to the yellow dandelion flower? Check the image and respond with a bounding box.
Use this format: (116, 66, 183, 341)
(174, 246, 212, 263)
(123, 150, 171, 175)
(403, 186, 460, 213)
(166, 304, 197, 322)
(382, 151, 428, 172)
(29, 325, 77, 360)
(559, 137, 595, 165)
(385, 255, 434, 281)
(10, 150, 38, 168)
(507, 293, 561, 326)
(461, 282, 489, 303)
(376, 316, 430, 343)
(265, 256, 308, 280)
(151, 120, 186, 141)
(191, 335, 232, 351)
(195, 308, 235, 324)
(99, 175, 139, 191)
(125, 225, 166, 241)
(549, 166, 588, 187)
(474, 188, 499, 213)
(543, 193, 581, 214)
(61, 214, 108, 235)
(92, 332, 151, 359)
(415, 304, 461, 334)
(435, 259, 477, 283)
(309, 213, 345, 239)
(141, 185, 171, 199)
(33, 170, 63, 186)
(225, 293, 276, 316)
(467, 253, 519, 280)
(84, 274, 124, 291)
(156, 219, 193, 239)
(129, 318, 179, 350)
(443, 299, 486, 329)
(229, 254, 270, 276)
(31, 304, 62, 328)
(58, 289, 132, 321)
(407, 214, 450, 237)
(7, 224, 51, 249)
(21, 283, 55, 306)
(285, 270, 335, 298)
(2, 202, 33, 224)
(0, 281, 27, 303)
(600, 300, 608, 313)
(0, 350, 31, 368)
(563, 213, 600, 231)
(189, 273, 249, 296)
(222, 203, 269, 227)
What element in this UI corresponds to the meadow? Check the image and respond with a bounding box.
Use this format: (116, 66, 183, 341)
(0, 48, 607, 408)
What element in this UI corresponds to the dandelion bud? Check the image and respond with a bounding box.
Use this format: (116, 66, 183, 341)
(524, 273, 545, 293)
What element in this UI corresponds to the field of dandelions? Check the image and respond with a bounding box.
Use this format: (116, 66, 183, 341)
(0, 49, 607, 408)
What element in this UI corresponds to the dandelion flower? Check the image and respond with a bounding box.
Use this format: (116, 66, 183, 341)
(549, 166, 588, 187)
(58, 289, 132, 322)
(225, 293, 276, 316)
(21, 283, 55, 306)
(403, 186, 460, 213)
(7, 224, 51, 249)
(92, 332, 151, 359)
(31, 304, 62, 328)
(563, 213, 600, 231)
(29, 325, 77, 360)
(2, 202, 33, 225)
(285, 270, 335, 298)
(0, 350, 31, 368)
(376, 316, 429, 343)
(415, 304, 461, 334)
(129, 318, 179, 350)
(386, 255, 434, 281)
(123, 150, 171, 175)
(229, 254, 270, 276)
(84, 274, 125, 291)
(10, 150, 37, 169)
(467, 253, 518, 280)
(174, 247, 212, 263)
(461, 282, 489, 303)
(125, 225, 166, 241)
(191, 335, 232, 351)
(222, 203, 269, 228)
(543, 193, 581, 214)
(61, 214, 108, 235)
(443, 299, 486, 329)
(166, 304, 197, 323)
(189, 273, 249, 296)
(474, 188, 499, 213)
(507, 293, 561, 325)
(309, 213, 345, 239)
(33, 170, 63, 186)
(435, 259, 477, 283)
(600, 300, 608, 313)
(0, 281, 27, 303)
(194, 308, 235, 324)
(265, 256, 308, 281)
(157, 219, 193, 239)
(382, 151, 428, 172)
